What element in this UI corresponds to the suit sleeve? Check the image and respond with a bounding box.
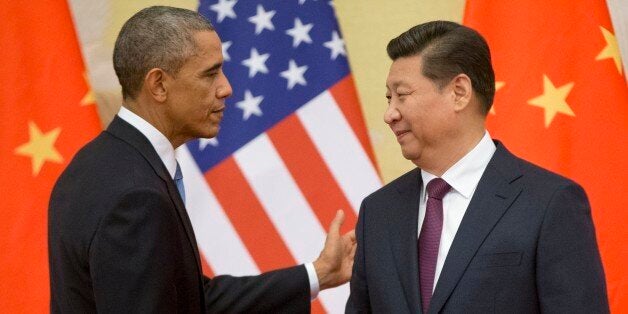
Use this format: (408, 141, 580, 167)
(346, 201, 371, 313)
(536, 183, 609, 313)
(202, 265, 310, 313)
(89, 188, 180, 313)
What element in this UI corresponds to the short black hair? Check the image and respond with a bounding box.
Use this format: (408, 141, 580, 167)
(387, 21, 495, 114)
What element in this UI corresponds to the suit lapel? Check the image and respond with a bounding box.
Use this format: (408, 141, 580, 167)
(163, 173, 204, 276)
(428, 142, 523, 314)
(388, 169, 423, 313)
(106, 116, 203, 276)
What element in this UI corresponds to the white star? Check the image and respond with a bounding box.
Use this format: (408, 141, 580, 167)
(236, 90, 264, 120)
(298, 0, 306, 4)
(199, 138, 219, 150)
(241, 48, 270, 78)
(248, 5, 276, 35)
(323, 31, 346, 60)
(210, 0, 237, 23)
(286, 18, 313, 48)
(280, 59, 308, 90)
(222, 41, 232, 61)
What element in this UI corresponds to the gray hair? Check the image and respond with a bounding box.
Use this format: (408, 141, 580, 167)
(113, 6, 214, 100)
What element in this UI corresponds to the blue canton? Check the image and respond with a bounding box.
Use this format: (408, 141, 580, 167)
(190, 0, 350, 172)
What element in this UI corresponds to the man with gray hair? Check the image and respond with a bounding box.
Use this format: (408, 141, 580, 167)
(49, 6, 355, 313)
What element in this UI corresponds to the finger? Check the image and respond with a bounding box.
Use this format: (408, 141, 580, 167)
(341, 230, 356, 251)
(328, 209, 345, 234)
(344, 229, 356, 243)
(345, 260, 354, 281)
(349, 240, 357, 259)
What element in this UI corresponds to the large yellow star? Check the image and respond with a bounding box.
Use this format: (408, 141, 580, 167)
(81, 72, 96, 106)
(489, 81, 505, 115)
(14, 121, 64, 176)
(595, 26, 623, 75)
(527, 75, 575, 128)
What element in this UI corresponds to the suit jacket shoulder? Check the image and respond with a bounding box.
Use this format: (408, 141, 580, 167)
(50, 116, 312, 313)
(347, 141, 608, 314)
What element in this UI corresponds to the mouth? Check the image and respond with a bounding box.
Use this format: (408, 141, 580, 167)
(393, 129, 410, 140)
(212, 106, 225, 113)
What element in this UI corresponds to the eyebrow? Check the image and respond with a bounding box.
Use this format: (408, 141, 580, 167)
(202, 62, 223, 75)
(386, 81, 405, 90)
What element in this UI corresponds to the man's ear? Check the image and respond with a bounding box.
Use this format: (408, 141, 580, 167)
(144, 68, 168, 102)
(451, 73, 472, 112)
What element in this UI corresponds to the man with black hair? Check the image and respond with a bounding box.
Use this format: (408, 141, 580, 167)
(346, 21, 608, 313)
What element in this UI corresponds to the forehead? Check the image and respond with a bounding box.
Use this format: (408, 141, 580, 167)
(186, 30, 222, 66)
(386, 54, 425, 88)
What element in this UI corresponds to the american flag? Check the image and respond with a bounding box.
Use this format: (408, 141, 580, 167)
(177, 0, 382, 311)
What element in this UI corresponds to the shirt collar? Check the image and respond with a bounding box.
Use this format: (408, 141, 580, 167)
(117, 106, 178, 179)
(421, 131, 496, 200)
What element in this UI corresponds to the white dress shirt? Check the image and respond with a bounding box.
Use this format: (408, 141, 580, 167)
(118, 106, 178, 179)
(117, 106, 320, 299)
(418, 131, 496, 291)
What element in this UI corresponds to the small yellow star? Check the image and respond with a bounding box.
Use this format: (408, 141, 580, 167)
(528, 75, 575, 128)
(595, 26, 623, 75)
(81, 73, 96, 106)
(14, 121, 64, 176)
(490, 81, 505, 115)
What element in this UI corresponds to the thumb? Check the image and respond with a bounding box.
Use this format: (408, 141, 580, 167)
(329, 210, 345, 235)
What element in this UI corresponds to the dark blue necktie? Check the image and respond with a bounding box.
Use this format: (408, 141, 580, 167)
(174, 162, 185, 205)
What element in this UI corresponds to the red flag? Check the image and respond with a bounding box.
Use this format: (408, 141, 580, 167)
(464, 1, 628, 312)
(0, 0, 101, 311)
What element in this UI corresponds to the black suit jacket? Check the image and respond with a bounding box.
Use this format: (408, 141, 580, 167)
(346, 141, 608, 313)
(49, 116, 310, 313)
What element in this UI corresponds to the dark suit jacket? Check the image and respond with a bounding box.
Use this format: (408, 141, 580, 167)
(346, 141, 608, 313)
(49, 116, 310, 313)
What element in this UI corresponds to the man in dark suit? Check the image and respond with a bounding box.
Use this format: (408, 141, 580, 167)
(346, 21, 608, 313)
(49, 6, 356, 313)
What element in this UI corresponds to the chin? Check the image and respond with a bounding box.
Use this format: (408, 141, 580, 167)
(202, 126, 220, 139)
(202, 133, 218, 140)
(400, 148, 420, 162)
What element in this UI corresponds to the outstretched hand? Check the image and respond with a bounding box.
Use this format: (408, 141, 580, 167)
(313, 210, 357, 290)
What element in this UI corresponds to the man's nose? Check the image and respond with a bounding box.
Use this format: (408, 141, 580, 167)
(384, 103, 400, 125)
(217, 74, 233, 99)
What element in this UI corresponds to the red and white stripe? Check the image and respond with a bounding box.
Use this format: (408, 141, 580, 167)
(177, 77, 381, 313)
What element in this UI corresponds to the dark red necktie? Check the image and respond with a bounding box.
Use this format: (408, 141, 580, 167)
(419, 178, 451, 313)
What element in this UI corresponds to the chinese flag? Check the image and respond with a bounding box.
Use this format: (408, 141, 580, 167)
(0, 0, 101, 311)
(464, 0, 628, 312)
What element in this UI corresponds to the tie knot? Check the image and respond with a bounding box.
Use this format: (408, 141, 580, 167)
(174, 162, 183, 181)
(426, 178, 451, 200)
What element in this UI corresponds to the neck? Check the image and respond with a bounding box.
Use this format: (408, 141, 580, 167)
(415, 126, 485, 176)
(123, 99, 183, 148)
